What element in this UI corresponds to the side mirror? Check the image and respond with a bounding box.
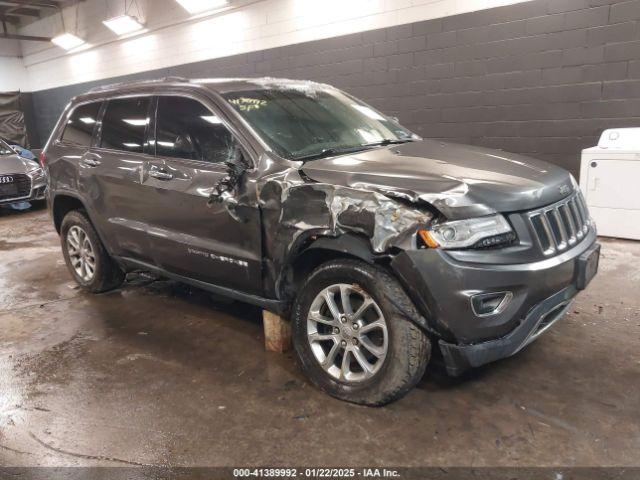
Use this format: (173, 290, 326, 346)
(209, 145, 249, 208)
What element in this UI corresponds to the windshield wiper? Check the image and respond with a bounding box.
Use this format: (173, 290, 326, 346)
(295, 144, 375, 162)
(362, 138, 414, 147)
(295, 138, 417, 161)
(294, 138, 415, 162)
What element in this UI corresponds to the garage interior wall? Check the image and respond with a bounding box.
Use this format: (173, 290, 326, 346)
(15, 0, 640, 178)
(0, 56, 28, 92)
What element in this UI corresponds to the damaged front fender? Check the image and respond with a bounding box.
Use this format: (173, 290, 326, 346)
(256, 164, 434, 299)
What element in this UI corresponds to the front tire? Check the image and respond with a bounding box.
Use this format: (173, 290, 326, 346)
(60, 210, 125, 293)
(292, 259, 430, 406)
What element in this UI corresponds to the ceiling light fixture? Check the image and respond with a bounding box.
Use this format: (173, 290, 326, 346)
(103, 14, 145, 35)
(51, 2, 85, 51)
(175, 0, 229, 14)
(51, 32, 85, 50)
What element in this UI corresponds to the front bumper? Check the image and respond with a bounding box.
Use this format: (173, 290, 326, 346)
(391, 230, 599, 376)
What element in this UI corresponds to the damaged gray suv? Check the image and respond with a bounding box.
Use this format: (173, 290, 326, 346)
(43, 77, 600, 405)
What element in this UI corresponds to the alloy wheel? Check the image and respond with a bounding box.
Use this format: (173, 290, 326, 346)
(307, 283, 388, 383)
(67, 225, 96, 282)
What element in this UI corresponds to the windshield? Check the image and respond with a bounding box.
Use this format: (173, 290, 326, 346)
(222, 85, 417, 160)
(0, 139, 15, 156)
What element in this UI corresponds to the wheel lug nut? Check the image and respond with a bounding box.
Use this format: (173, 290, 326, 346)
(333, 327, 339, 334)
(352, 338, 359, 345)
(340, 340, 347, 347)
(352, 323, 359, 330)
(340, 316, 347, 323)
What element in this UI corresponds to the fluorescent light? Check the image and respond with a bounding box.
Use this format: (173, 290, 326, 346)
(79, 117, 96, 124)
(103, 14, 145, 36)
(201, 115, 222, 124)
(123, 118, 149, 126)
(51, 33, 85, 50)
(123, 142, 141, 148)
(175, 0, 229, 14)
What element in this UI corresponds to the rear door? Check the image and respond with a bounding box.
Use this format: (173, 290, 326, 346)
(49, 100, 102, 199)
(86, 95, 156, 262)
(141, 94, 262, 294)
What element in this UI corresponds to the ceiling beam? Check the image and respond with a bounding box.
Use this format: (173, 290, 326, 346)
(0, 6, 42, 16)
(0, 1, 62, 8)
(0, 31, 51, 40)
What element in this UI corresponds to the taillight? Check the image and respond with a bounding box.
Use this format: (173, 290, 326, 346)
(39, 152, 47, 168)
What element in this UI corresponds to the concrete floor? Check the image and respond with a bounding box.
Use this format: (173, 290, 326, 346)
(1, 205, 639, 468)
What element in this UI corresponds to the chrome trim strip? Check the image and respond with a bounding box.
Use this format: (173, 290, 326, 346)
(470, 291, 514, 317)
(523, 299, 574, 347)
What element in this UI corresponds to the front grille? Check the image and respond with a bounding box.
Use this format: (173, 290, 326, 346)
(528, 192, 591, 256)
(0, 173, 32, 202)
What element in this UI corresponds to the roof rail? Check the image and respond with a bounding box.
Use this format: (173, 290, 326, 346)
(87, 76, 190, 93)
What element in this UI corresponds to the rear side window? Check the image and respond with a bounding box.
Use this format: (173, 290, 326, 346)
(155, 96, 236, 163)
(100, 97, 151, 153)
(60, 102, 102, 146)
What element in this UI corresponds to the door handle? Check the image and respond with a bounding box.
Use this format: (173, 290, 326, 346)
(149, 166, 173, 180)
(82, 157, 101, 167)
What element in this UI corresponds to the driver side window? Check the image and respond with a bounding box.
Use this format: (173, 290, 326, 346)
(155, 96, 235, 163)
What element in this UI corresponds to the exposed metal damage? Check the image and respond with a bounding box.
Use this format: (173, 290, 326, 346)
(250, 164, 434, 300)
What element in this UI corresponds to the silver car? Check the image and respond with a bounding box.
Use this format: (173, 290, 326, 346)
(0, 138, 47, 207)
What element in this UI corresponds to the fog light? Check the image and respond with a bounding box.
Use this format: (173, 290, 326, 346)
(471, 291, 513, 317)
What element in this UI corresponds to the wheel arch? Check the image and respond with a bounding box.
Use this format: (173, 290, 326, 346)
(52, 193, 119, 262)
(52, 193, 89, 233)
(281, 234, 441, 339)
(278, 233, 383, 303)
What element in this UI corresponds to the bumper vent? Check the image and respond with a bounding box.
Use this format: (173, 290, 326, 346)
(528, 192, 591, 256)
(0, 174, 32, 202)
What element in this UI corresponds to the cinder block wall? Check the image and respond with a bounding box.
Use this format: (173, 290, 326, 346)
(31, 0, 640, 177)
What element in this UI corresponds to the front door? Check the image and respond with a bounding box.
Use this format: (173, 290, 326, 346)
(141, 95, 262, 295)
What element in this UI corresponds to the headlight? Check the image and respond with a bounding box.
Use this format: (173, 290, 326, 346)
(419, 214, 515, 249)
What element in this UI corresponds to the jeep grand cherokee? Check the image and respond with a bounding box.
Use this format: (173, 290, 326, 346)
(42, 77, 600, 405)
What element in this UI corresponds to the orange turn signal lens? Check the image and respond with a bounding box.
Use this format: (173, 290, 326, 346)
(418, 229, 439, 248)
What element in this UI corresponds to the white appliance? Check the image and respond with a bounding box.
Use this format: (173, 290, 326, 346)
(580, 128, 640, 240)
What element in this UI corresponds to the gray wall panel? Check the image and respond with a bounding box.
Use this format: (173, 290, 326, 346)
(31, 0, 640, 177)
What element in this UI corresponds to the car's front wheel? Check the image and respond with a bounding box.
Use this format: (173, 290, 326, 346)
(60, 210, 125, 293)
(292, 259, 430, 406)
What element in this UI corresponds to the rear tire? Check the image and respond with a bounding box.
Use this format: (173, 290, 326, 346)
(292, 259, 430, 406)
(60, 210, 125, 293)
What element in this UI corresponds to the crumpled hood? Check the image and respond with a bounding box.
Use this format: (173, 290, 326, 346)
(301, 139, 575, 219)
(0, 154, 39, 175)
